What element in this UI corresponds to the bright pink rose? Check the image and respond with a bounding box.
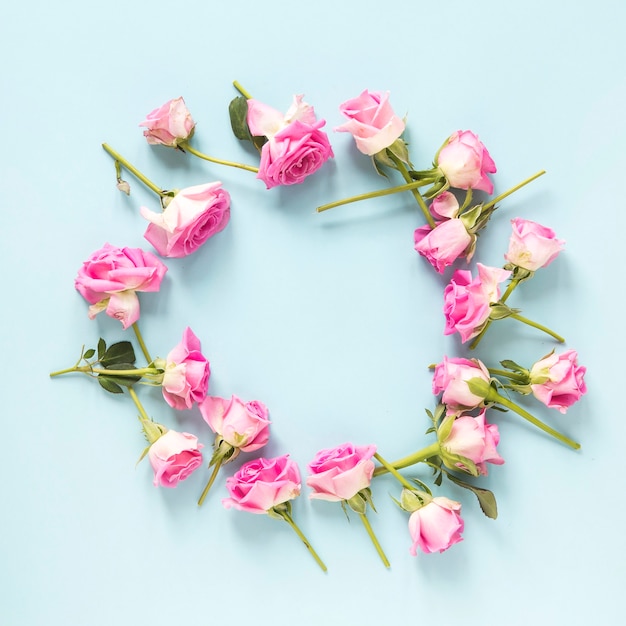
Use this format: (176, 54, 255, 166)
(430, 191, 460, 220)
(414, 218, 474, 273)
(436, 130, 496, 194)
(306, 443, 376, 502)
(529, 350, 587, 413)
(140, 182, 230, 258)
(335, 90, 405, 155)
(504, 218, 565, 271)
(161, 327, 210, 410)
(222, 455, 301, 514)
(148, 430, 203, 488)
(443, 263, 512, 342)
(139, 96, 195, 147)
(74, 243, 167, 329)
(408, 497, 464, 555)
(432, 356, 491, 413)
(440, 411, 504, 475)
(199, 395, 270, 453)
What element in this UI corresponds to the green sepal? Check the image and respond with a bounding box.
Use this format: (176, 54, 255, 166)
(268, 500, 292, 520)
(209, 437, 238, 467)
(439, 450, 480, 477)
(83, 348, 96, 360)
(385, 138, 411, 167)
(99, 341, 136, 367)
(505, 383, 533, 395)
(371, 153, 391, 178)
(434, 471, 443, 487)
(410, 477, 433, 495)
(346, 488, 375, 515)
(399, 488, 431, 513)
(459, 203, 484, 231)
(466, 377, 492, 398)
(422, 178, 449, 199)
(504, 264, 535, 283)
(136, 445, 151, 466)
(436, 414, 456, 444)
(445, 473, 498, 520)
(98, 376, 124, 394)
(500, 359, 527, 374)
(488, 303, 520, 321)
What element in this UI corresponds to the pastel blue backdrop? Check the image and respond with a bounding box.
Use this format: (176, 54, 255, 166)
(2, 1, 624, 625)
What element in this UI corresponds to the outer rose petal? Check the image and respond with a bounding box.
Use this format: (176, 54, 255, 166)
(148, 430, 203, 488)
(408, 497, 464, 555)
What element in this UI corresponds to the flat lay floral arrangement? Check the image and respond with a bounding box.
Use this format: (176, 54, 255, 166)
(50, 83, 586, 571)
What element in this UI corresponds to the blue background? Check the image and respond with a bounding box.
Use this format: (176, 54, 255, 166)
(2, 1, 624, 624)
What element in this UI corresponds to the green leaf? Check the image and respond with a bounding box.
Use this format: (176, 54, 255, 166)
(445, 473, 498, 519)
(500, 359, 525, 372)
(97, 338, 106, 360)
(434, 471, 443, 487)
(83, 348, 95, 360)
(100, 341, 136, 367)
(228, 96, 251, 141)
(98, 376, 124, 394)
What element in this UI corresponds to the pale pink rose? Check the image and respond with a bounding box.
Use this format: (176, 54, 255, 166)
(247, 95, 317, 138)
(443, 263, 512, 342)
(139, 97, 195, 147)
(140, 182, 230, 258)
(306, 443, 376, 502)
(432, 356, 491, 413)
(199, 395, 270, 453)
(408, 497, 464, 555)
(148, 430, 203, 488)
(440, 411, 504, 475)
(222, 455, 301, 514)
(504, 218, 565, 271)
(414, 218, 474, 274)
(161, 327, 210, 410)
(335, 90, 405, 155)
(74, 243, 167, 329)
(430, 191, 460, 220)
(436, 130, 496, 194)
(529, 350, 587, 413)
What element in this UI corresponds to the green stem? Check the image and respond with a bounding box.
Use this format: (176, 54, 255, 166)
(178, 141, 259, 173)
(102, 143, 165, 198)
(486, 388, 580, 450)
(197, 458, 223, 506)
(50, 366, 80, 377)
(482, 170, 546, 213)
(387, 152, 436, 228)
(128, 387, 150, 421)
(373, 446, 440, 479)
(488, 368, 528, 383)
(359, 513, 390, 568)
(509, 313, 565, 343)
(279, 511, 327, 572)
(132, 322, 152, 364)
(233, 80, 253, 100)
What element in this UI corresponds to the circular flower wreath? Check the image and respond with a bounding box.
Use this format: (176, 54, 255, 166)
(51, 83, 586, 571)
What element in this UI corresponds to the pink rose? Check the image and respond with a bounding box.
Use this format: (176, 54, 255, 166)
(306, 443, 376, 502)
(148, 430, 203, 488)
(504, 218, 565, 271)
(436, 130, 496, 194)
(408, 496, 464, 555)
(199, 395, 270, 453)
(529, 350, 587, 413)
(439, 411, 504, 475)
(414, 218, 474, 273)
(222, 455, 301, 514)
(432, 356, 491, 413)
(74, 243, 167, 329)
(161, 327, 210, 410)
(443, 263, 512, 342)
(140, 182, 230, 258)
(139, 96, 195, 147)
(335, 89, 405, 155)
(247, 95, 333, 189)
(430, 191, 460, 220)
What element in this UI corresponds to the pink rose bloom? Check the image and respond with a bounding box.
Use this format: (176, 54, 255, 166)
(148, 430, 203, 488)
(222, 455, 301, 514)
(408, 497, 464, 555)
(440, 411, 504, 475)
(414, 218, 474, 274)
(247, 95, 333, 189)
(199, 395, 270, 452)
(432, 356, 491, 413)
(430, 191, 460, 220)
(443, 263, 512, 342)
(529, 350, 587, 413)
(436, 130, 496, 194)
(161, 327, 210, 410)
(140, 182, 230, 258)
(306, 443, 376, 502)
(74, 243, 167, 329)
(335, 89, 405, 155)
(504, 218, 565, 271)
(139, 96, 195, 147)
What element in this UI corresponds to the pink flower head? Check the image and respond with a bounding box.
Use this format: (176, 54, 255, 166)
(161, 327, 210, 410)
(529, 350, 587, 413)
(504, 218, 565, 271)
(414, 218, 474, 274)
(432, 356, 491, 413)
(74, 243, 167, 329)
(436, 130, 496, 194)
(335, 89, 405, 155)
(140, 182, 230, 258)
(306, 443, 376, 502)
(443, 263, 512, 342)
(139, 97, 195, 147)
(408, 497, 464, 555)
(222, 455, 301, 514)
(199, 395, 270, 453)
(440, 411, 504, 475)
(430, 191, 460, 220)
(247, 95, 333, 189)
(148, 430, 203, 488)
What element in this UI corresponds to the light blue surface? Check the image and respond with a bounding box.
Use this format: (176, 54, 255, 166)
(2, 1, 624, 624)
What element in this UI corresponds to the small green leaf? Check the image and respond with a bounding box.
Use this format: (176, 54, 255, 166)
(445, 473, 498, 519)
(83, 348, 95, 360)
(100, 341, 136, 367)
(98, 376, 124, 394)
(228, 96, 251, 141)
(97, 338, 106, 360)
